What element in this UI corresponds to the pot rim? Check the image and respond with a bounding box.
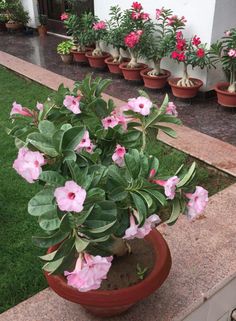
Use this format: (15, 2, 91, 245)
(105, 57, 130, 65)
(168, 77, 203, 89)
(215, 82, 236, 96)
(85, 51, 110, 59)
(119, 62, 148, 71)
(141, 68, 171, 79)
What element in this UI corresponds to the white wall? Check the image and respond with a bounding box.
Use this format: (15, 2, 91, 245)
(21, 0, 39, 28)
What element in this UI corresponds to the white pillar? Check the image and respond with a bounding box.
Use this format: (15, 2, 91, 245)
(21, 0, 39, 28)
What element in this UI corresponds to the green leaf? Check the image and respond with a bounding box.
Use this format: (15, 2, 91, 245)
(39, 171, 66, 187)
(147, 189, 167, 206)
(38, 120, 56, 136)
(63, 150, 77, 162)
(62, 126, 85, 151)
(27, 132, 58, 157)
(60, 213, 76, 232)
(124, 149, 141, 179)
(39, 250, 57, 261)
(86, 188, 106, 204)
(157, 114, 182, 125)
(136, 190, 153, 208)
(155, 125, 177, 138)
(87, 221, 116, 234)
(130, 192, 147, 224)
(177, 162, 196, 188)
(32, 230, 69, 248)
(66, 160, 88, 186)
(159, 94, 169, 114)
(166, 199, 181, 225)
(38, 210, 60, 231)
(43, 257, 64, 273)
(75, 237, 90, 252)
(28, 188, 56, 216)
(109, 186, 128, 202)
(108, 165, 126, 186)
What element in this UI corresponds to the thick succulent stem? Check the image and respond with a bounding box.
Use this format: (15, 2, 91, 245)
(92, 41, 103, 56)
(228, 70, 236, 93)
(77, 44, 86, 52)
(112, 47, 120, 63)
(127, 49, 139, 68)
(147, 59, 163, 77)
(177, 63, 194, 87)
(111, 237, 130, 256)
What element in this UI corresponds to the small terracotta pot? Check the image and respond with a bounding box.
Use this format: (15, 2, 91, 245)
(119, 62, 147, 81)
(85, 52, 110, 69)
(105, 57, 130, 74)
(37, 25, 47, 37)
(71, 50, 88, 63)
(168, 78, 203, 98)
(5, 21, 23, 31)
(60, 54, 73, 64)
(45, 229, 171, 317)
(0, 22, 7, 31)
(215, 82, 236, 107)
(141, 68, 171, 89)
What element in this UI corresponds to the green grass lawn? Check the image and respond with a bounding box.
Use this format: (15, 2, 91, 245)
(0, 66, 234, 313)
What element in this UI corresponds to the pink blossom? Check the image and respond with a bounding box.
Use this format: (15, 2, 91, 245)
(192, 35, 201, 46)
(63, 95, 81, 114)
(111, 109, 128, 131)
(61, 12, 69, 21)
(102, 115, 119, 129)
(149, 168, 156, 178)
(54, 181, 86, 213)
(10, 102, 33, 117)
(13, 147, 45, 183)
(166, 102, 178, 117)
(156, 7, 164, 19)
(132, 2, 142, 11)
(176, 31, 183, 40)
(197, 48, 205, 58)
(186, 186, 208, 220)
(228, 49, 236, 57)
(128, 96, 153, 116)
(75, 130, 91, 152)
(131, 11, 141, 20)
(176, 39, 186, 51)
(85, 142, 96, 154)
(141, 13, 150, 21)
(93, 21, 106, 30)
(123, 213, 161, 240)
(36, 102, 44, 111)
(225, 30, 231, 37)
(171, 51, 179, 59)
(124, 31, 142, 48)
(178, 52, 186, 61)
(153, 176, 180, 200)
(112, 144, 126, 167)
(65, 254, 113, 292)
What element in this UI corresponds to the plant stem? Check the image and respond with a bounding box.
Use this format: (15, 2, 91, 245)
(92, 41, 103, 56)
(127, 49, 139, 68)
(141, 125, 146, 153)
(177, 63, 194, 87)
(147, 59, 162, 77)
(228, 67, 236, 93)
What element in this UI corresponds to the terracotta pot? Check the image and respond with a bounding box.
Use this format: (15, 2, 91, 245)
(85, 52, 110, 69)
(5, 21, 23, 31)
(105, 57, 130, 74)
(119, 63, 147, 81)
(0, 22, 7, 31)
(141, 68, 171, 89)
(168, 78, 203, 98)
(71, 50, 88, 63)
(45, 229, 171, 317)
(60, 54, 73, 64)
(37, 25, 47, 37)
(215, 82, 236, 107)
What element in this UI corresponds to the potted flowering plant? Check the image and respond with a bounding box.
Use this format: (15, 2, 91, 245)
(37, 14, 47, 37)
(5, 0, 29, 31)
(211, 28, 236, 107)
(169, 32, 212, 98)
(8, 76, 208, 317)
(140, 8, 186, 89)
(119, 2, 153, 80)
(0, 0, 8, 31)
(104, 5, 129, 74)
(57, 40, 73, 64)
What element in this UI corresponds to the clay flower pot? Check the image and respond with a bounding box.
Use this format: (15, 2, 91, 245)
(60, 54, 73, 64)
(105, 57, 130, 74)
(168, 78, 203, 98)
(0, 22, 7, 31)
(119, 62, 147, 81)
(215, 82, 236, 107)
(71, 50, 88, 63)
(45, 229, 171, 317)
(85, 52, 110, 69)
(5, 21, 23, 31)
(141, 68, 171, 89)
(37, 25, 47, 37)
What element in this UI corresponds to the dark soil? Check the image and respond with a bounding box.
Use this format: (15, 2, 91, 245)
(100, 238, 155, 290)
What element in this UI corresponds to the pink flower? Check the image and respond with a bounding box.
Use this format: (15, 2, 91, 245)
(166, 102, 178, 117)
(13, 147, 45, 183)
(112, 144, 126, 167)
(156, 7, 164, 19)
(192, 35, 201, 46)
(178, 52, 186, 61)
(61, 12, 69, 21)
(149, 168, 156, 178)
(63, 95, 81, 114)
(36, 102, 44, 111)
(171, 51, 179, 59)
(131, 11, 141, 20)
(54, 181, 86, 213)
(153, 176, 180, 200)
(176, 39, 186, 51)
(228, 49, 236, 57)
(132, 2, 142, 11)
(10, 102, 33, 117)
(124, 31, 142, 48)
(93, 21, 106, 30)
(111, 109, 128, 131)
(186, 186, 208, 220)
(65, 254, 113, 292)
(123, 212, 161, 240)
(176, 31, 183, 40)
(102, 115, 119, 129)
(85, 142, 96, 154)
(196, 48, 205, 58)
(141, 13, 150, 21)
(225, 30, 231, 37)
(128, 96, 152, 116)
(75, 130, 91, 152)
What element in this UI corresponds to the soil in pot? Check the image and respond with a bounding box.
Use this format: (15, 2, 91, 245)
(119, 62, 147, 81)
(168, 77, 203, 99)
(85, 52, 110, 69)
(105, 57, 130, 75)
(215, 82, 236, 107)
(60, 54, 73, 64)
(141, 68, 171, 89)
(71, 50, 88, 63)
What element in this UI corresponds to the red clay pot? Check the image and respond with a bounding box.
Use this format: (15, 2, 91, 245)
(141, 68, 171, 89)
(105, 57, 130, 74)
(71, 50, 88, 63)
(215, 82, 236, 107)
(37, 25, 47, 37)
(0, 22, 7, 31)
(85, 52, 110, 69)
(119, 62, 147, 81)
(45, 229, 171, 317)
(168, 77, 203, 98)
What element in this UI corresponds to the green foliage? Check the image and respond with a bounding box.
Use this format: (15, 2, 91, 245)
(38, 14, 47, 26)
(105, 5, 126, 50)
(5, 0, 30, 25)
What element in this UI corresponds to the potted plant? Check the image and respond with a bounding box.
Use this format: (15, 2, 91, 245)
(85, 18, 110, 68)
(8, 75, 208, 317)
(211, 28, 236, 107)
(5, 0, 29, 31)
(57, 40, 73, 64)
(0, 0, 8, 31)
(119, 2, 152, 80)
(168, 32, 212, 98)
(140, 8, 186, 89)
(37, 14, 47, 37)
(105, 5, 129, 74)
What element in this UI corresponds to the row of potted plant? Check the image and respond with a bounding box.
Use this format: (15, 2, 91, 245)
(57, 3, 236, 106)
(0, 0, 30, 31)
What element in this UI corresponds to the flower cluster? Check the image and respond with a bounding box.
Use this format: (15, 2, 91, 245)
(93, 20, 106, 30)
(167, 15, 186, 26)
(124, 30, 143, 48)
(60, 12, 69, 21)
(228, 49, 236, 57)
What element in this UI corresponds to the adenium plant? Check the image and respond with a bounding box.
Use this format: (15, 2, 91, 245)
(91, 18, 107, 56)
(171, 32, 212, 87)
(8, 75, 208, 292)
(140, 8, 186, 77)
(211, 28, 236, 93)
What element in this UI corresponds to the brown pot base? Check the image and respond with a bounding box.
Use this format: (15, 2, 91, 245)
(168, 78, 203, 98)
(60, 54, 73, 64)
(119, 63, 147, 81)
(105, 57, 130, 74)
(215, 82, 236, 107)
(85, 52, 110, 68)
(71, 50, 88, 63)
(141, 68, 171, 89)
(45, 229, 171, 317)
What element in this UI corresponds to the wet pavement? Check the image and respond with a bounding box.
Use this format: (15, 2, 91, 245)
(0, 32, 236, 145)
